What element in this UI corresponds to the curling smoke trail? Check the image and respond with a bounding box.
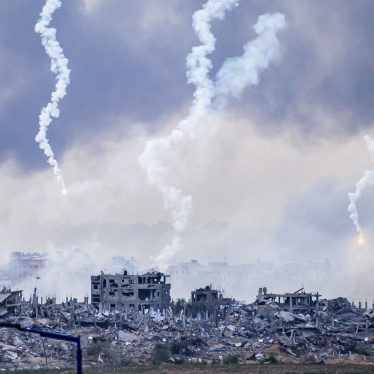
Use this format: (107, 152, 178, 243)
(35, 0, 70, 189)
(139, 0, 240, 269)
(215, 13, 286, 105)
(348, 135, 374, 241)
(139, 0, 286, 270)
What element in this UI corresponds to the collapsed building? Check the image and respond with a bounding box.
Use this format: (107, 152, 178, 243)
(0, 287, 24, 317)
(91, 270, 171, 312)
(256, 287, 322, 313)
(191, 285, 220, 305)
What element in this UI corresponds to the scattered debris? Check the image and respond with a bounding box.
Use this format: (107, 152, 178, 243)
(0, 285, 373, 370)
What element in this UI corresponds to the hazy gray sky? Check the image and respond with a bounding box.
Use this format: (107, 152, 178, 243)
(1, 0, 374, 299)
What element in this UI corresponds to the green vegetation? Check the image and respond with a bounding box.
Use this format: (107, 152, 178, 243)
(170, 339, 191, 356)
(223, 353, 239, 364)
(268, 354, 278, 363)
(342, 342, 370, 356)
(151, 342, 169, 365)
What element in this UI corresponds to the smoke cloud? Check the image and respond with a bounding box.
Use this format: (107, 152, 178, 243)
(139, 0, 286, 271)
(35, 0, 70, 190)
(348, 135, 374, 240)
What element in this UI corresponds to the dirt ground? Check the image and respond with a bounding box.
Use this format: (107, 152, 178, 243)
(5, 363, 374, 374)
(79, 363, 374, 374)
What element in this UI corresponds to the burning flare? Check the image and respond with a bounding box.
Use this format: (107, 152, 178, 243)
(35, 0, 70, 189)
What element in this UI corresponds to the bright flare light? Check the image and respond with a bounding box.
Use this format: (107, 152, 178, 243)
(61, 188, 68, 196)
(358, 235, 365, 245)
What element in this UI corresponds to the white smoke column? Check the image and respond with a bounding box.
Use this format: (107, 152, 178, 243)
(139, 1, 286, 271)
(35, 0, 70, 189)
(139, 0, 240, 270)
(348, 135, 374, 240)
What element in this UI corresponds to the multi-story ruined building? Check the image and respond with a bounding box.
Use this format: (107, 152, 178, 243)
(91, 270, 171, 312)
(0, 287, 24, 316)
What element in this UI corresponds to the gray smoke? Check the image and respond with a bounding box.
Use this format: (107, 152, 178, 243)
(35, 0, 70, 191)
(139, 0, 286, 270)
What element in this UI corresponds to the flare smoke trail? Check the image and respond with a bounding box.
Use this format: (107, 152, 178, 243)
(139, 0, 286, 270)
(348, 135, 374, 241)
(35, 0, 70, 189)
(215, 13, 286, 103)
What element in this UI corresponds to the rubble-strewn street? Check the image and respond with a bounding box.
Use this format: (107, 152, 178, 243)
(1, 287, 374, 371)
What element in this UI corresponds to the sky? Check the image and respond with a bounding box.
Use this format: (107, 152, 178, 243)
(1, 0, 374, 300)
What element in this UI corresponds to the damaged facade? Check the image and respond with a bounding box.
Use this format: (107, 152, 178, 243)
(191, 285, 220, 305)
(91, 270, 171, 312)
(0, 287, 24, 317)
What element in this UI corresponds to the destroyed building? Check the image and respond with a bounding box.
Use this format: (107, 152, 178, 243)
(0, 287, 23, 317)
(191, 285, 220, 304)
(91, 270, 171, 312)
(256, 286, 321, 313)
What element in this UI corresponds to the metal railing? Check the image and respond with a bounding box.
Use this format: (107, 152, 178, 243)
(0, 322, 82, 374)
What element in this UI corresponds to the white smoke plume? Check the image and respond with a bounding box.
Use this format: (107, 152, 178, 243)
(215, 13, 286, 103)
(348, 135, 374, 240)
(35, 0, 70, 190)
(139, 0, 286, 271)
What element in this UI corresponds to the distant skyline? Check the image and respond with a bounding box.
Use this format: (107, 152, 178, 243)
(0, 1, 374, 299)
(2, 249, 341, 303)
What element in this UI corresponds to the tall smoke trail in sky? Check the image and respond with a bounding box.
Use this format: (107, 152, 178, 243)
(139, 0, 286, 270)
(348, 135, 374, 243)
(35, 0, 70, 191)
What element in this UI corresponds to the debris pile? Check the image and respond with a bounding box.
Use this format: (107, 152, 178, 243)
(1, 287, 374, 369)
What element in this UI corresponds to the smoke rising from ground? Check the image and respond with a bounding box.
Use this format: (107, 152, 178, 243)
(35, 0, 70, 189)
(2, 1, 374, 306)
(0, 117, 370, 302)
(348, 135, 374, 240)
(139, 0, 286, 271)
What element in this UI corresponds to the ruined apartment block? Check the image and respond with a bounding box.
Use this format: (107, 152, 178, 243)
(91, 270, 171, 312)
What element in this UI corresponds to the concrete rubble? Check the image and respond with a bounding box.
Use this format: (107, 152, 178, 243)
(1, 286, 374, 369)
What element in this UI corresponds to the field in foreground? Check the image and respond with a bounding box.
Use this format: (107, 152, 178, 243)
(3, 363, 374, 374)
